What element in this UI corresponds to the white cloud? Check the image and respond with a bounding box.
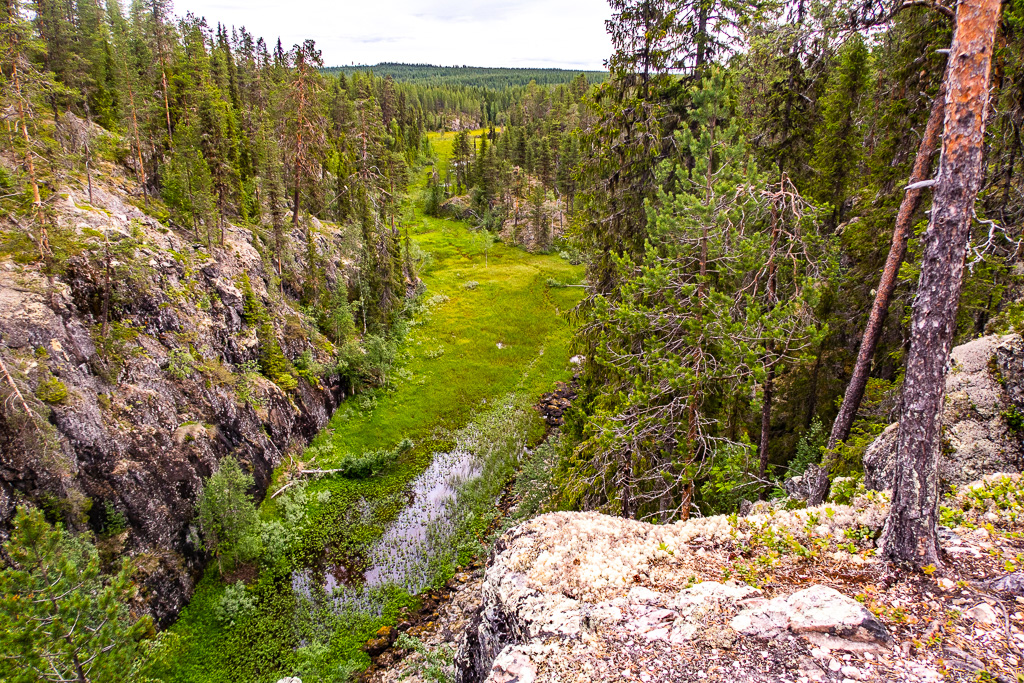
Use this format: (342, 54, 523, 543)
(170, 0, 613, 70)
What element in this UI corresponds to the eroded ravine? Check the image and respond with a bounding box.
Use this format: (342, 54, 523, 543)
(163, 132, 585, 683)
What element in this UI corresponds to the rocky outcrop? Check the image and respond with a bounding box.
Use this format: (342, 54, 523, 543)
(0, 181, 355, 625)
(453, 508, 904, 683)
(536, 381, 576, 427)
(864, 333, 1024, 491)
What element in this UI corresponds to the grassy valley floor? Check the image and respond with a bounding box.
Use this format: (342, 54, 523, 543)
(160, 131, 584, 683)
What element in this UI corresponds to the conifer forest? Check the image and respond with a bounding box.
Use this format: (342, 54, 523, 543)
(0, 0, 1022, 681)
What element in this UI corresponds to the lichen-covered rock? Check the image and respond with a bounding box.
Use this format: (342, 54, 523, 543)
(454, 509, 895, 683)
(864, 334, 1024, 491)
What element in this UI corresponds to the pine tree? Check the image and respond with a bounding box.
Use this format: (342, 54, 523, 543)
(0, 507, 159, 683)
(285, 39, 326, 228)
(569, 70, 765, 520)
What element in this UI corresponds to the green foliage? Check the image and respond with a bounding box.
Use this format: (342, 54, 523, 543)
(698, 440, 761, 515)
(35, 375, 68, 403)
(166, 348, 198, 380)
(91, 321, 142, 383)
(510, 435, 564, 522)
(257, 321, 298, 392)
(314, 283, 357, 344)
(308, 438, 414, 480)
(235, 360, 264, 408)
(787, 419, 827, 479)
(827, 476, 862, 506)
(214, 581, 256, 628)
(196, 457, 262, 576)
(97, 500, 128, 537)
(294, 350, 326, 383)
(940, 475, 1024, 528)
(1003, 405, 1024, 433)
(0, 507, 166, 682)
(567, 68, 831, 519)
(238, 274, 265, 326)
(394, 634, 454, 683)
(810, 34, 871, 223)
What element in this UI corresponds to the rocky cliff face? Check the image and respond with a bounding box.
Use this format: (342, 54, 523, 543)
(863, 333, 1024, 491)
(0, 181, 354, 625)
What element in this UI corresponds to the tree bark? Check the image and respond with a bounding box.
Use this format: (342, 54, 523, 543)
(880, 0, 1000, 567)
(806, 79, 948, 506)
(758, 364, 775, 483)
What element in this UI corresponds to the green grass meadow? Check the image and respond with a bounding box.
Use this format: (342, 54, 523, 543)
(160, 131, 584, 683)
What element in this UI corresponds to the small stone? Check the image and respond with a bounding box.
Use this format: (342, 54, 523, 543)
(936, 577, 955, 590)
(841, 665, 862, 680)
(829, 658, 842, 672)
(786, 585, 892, 645)
(964, 602, 999, 626)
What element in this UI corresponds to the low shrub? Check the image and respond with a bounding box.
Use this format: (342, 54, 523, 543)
(35, 375, 68, 403)
(214, 580, 255, 627)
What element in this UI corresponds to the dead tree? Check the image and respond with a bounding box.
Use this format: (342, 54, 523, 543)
(806, 79, 948, 505)
(880, 0, 1001, 567)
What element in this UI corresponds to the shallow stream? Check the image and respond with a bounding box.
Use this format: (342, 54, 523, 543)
(291, 447, 482, 614)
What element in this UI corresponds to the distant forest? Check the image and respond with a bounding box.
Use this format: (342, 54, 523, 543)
(323, 63, 607, 88)
(324, 63, 607, 129)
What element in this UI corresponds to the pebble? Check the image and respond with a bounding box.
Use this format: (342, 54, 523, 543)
(829, 658, 842, 672)
(965, 602, 999, 626)
(841, 665, 862, 680)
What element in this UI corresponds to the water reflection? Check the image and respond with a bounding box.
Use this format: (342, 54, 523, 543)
(291, 448, 479, 609)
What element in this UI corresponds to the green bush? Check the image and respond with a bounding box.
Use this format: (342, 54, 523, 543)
(98, 500, 128, 537)
(235, 360, 264, 408)
(1003, 405, 1024, 433)
(394, 634, 454, 683)
(294, 350, 326, 383)
(214, 580, 255, 627)
(238, 273, 264, 325)
(166, 348, 197, 380)
(35, 375, 68, 403)
(195, 457, 262, 575)
(257, 320, 297, 392)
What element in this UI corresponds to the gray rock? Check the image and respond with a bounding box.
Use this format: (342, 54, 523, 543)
(0, 177, 352, 626)
(984, 571, 1024, 596)
(864, 334, 1024, 491)
(730, 585, 891, 650)
(454, 512, 893, 683)
(785, 585, 891, 645)
(964, 602, 999, 626)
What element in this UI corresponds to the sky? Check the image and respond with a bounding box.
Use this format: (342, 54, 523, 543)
(170, 0, 614, 71)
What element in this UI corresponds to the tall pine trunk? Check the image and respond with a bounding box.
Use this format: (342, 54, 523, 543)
(12, 57, 49, 259)
(880, 0, 1000, 567)
(806, 79, 948, 505)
